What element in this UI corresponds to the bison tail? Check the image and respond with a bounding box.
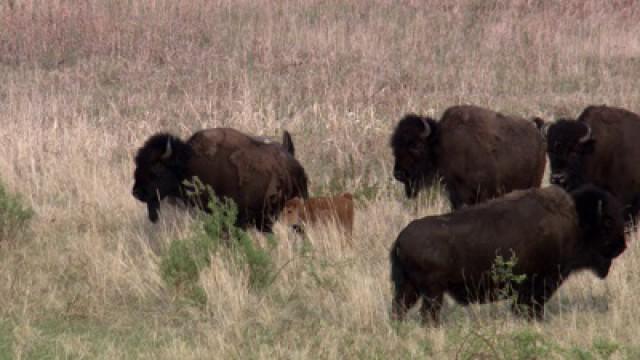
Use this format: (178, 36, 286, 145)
(282, 130, 295, 157)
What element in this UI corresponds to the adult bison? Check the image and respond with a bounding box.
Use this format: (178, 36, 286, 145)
(132, 128, 309, 231)
(390, 185, 626, 324)
(390, 105, 546, 209)
(541, 105, 640, 220)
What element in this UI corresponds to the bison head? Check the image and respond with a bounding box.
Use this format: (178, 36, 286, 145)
(132, 133, 193, 223)
(280, 197, 305, 233)
(541, 119, 594, 190)
(571, 185, 626, 278)
(390, 114, 439, 198)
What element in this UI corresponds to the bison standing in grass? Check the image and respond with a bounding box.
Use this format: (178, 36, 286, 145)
(390, 185, 627, 324)
(391, 105, 546, 209)
(280, 192, 355, 238)
(132, 128, 308, 232)
(541, 105, 640, 221)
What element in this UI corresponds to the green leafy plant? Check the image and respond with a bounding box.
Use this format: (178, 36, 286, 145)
(160, 180, 277, 304)
(491, 251, 527, 303)
(0, 180, 33, 242)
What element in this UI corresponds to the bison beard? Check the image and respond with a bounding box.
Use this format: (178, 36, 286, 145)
(390, 185, 626, 324)
(147, 200, 160, 223)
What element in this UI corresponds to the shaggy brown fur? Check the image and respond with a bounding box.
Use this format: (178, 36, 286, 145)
(391, 105, 547, 209)
(543, 105, 640, 221)
(132, 128, 308, 231)
(390, 185, 626, 324)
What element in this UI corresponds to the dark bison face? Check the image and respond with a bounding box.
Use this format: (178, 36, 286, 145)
(542, 119, 594, 190)
(132, 134, 192, 223)
(390, 114, 438, 198)
(571, 185, 627, 278)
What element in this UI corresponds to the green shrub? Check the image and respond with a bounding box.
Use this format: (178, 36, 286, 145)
(491, 251, 527, 303)
(592, 338, 620, 359)
(0, 181, 33, 242)
(160, 188, 277, 303)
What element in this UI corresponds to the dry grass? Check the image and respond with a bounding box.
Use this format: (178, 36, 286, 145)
(1, 0, 640, 358)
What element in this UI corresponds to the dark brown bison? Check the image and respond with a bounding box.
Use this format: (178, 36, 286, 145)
(541, 105, 640, 220)
(132, 128, 308, 231)
(391, 105, 547, 209)
(390, 185, 626, 324)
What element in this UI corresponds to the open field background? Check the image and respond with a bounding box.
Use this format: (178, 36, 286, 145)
(1, 0, 640, 358)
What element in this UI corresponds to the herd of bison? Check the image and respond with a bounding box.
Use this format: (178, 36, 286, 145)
(131, 104, 639, 325)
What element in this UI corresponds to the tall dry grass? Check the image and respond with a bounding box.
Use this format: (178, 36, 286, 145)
(1, 0, 640, 358)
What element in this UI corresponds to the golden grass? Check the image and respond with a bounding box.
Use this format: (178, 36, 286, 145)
(1, 0, 640, 358)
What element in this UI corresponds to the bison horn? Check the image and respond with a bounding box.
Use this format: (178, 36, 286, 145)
(598, 199, 603, 218)
(161, 139, 173, 159)
(579, 124, 592, 143)
(420, 117, 431, 139)
(541, 122, 551, 140)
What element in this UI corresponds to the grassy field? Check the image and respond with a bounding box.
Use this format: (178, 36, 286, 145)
(1, 0, 640, 358)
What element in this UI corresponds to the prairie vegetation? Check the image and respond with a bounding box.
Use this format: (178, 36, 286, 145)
(1, 0, 640, 358)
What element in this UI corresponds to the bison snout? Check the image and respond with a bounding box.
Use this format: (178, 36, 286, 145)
(550, 173, 567, 186)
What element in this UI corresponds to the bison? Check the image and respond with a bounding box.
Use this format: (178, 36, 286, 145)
(132, 128, 309, 231)
(541, 105, 640, 221)
(280, 193, 354, 238)
(390, 185, 626, 324)
(391, 105, 547, 210)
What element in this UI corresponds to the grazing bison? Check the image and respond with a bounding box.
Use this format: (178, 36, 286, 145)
(132, 128, 309, 231)
(541, 105, 640, 220)
(391, 105, 546, 209)
(390, 185, 626, 324)
(280, 193, 355, 238)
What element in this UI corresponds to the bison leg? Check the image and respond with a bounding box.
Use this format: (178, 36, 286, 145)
(625, 194, 640, 226)
(391, 282, 420, 321)
(390, 246, 419, 321)
(446, 186, 464, 211)
(446, 180, 475, 210)
(419, 291, 444, 325)
(513, 276, 561, 320)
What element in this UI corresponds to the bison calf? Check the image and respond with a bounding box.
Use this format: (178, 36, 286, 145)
(390, 185, 626, 324)
(391, 105, 546, 209)
(281, 193, 354, 238)
(132, 128, 308, 232)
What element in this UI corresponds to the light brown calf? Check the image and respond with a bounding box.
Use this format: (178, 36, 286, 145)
(281, 193, 354, 237)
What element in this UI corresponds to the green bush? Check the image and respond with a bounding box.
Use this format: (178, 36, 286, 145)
(0, 181, 33, 242)
(491, 251, 527, 303)
(160, 191, 277, 304)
